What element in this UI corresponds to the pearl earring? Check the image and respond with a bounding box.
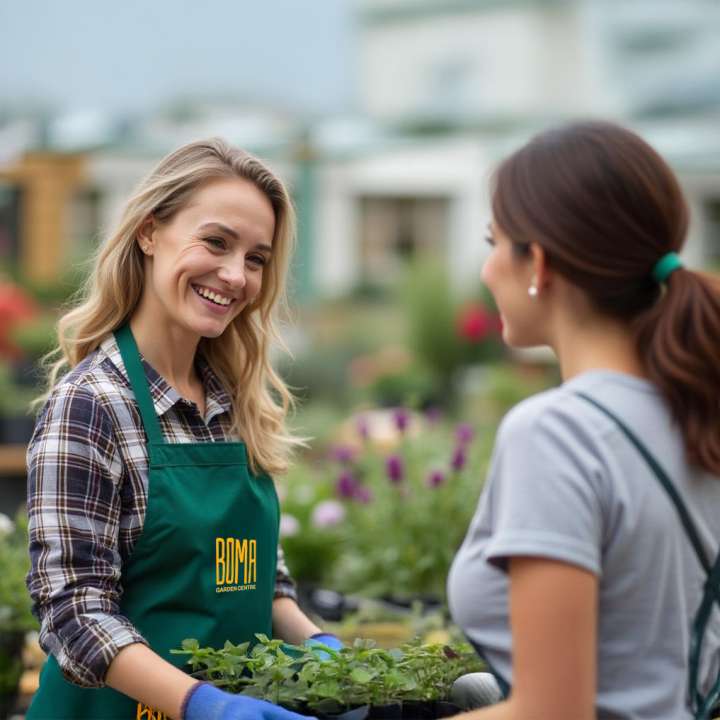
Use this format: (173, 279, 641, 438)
(528, 285, 538, 297)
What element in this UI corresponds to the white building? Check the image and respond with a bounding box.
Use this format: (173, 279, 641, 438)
(8, 0, 716, 299)
(309, 0, 720, 298)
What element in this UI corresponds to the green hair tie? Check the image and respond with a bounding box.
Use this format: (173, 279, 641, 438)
(652, 252, 683, 284)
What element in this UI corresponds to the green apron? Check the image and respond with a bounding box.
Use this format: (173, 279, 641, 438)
(27, 325, 280, 720)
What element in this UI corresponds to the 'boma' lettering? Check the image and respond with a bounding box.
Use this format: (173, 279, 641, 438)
(215, 537, 257, 586)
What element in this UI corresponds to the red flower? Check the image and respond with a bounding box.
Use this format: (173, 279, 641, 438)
(457, 304, 499, 343)
(0, 281, 39, 360)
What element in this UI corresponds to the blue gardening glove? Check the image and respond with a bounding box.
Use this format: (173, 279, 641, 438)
(184, 683, 313, 720)
(304, 632, 343, 660)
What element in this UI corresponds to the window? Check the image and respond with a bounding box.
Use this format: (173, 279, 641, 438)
(357, 196, 450, 291)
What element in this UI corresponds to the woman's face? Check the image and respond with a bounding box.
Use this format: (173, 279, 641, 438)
(141, 176, 275, 340)
(481, 223, 547, 348)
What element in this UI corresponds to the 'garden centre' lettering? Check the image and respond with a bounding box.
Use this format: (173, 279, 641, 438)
(215, 537, 257, 591)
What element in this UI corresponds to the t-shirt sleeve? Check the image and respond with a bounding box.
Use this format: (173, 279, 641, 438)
(484, 400, 606, 575)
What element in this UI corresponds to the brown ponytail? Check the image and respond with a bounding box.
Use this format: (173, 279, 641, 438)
(492, 120, 720, 475)
(635, 269, 720, 473)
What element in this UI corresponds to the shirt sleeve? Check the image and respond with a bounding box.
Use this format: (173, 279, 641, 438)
(484, 400, 606, 575)
(26, 382, 148, 688)
(274, 544, 298, 600)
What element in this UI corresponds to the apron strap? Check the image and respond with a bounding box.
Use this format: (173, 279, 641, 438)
(115, 324, 165, 447)
(574, 391, 720, 719)
(575, 392, 710, 571)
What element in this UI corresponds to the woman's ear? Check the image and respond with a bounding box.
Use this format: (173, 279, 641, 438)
(137, 216, 156, 256)
(529, 242, 552, 294)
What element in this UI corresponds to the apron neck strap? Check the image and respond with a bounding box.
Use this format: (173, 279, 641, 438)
(115, 324, 164, 446)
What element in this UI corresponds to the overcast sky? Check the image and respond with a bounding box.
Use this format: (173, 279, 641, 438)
(0, 0, 357, 117)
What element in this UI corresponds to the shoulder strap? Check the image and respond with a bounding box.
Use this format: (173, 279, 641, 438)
(574, 391, 720, 719)
(575, 391, 710, 572)
(115, 324, 164, 447)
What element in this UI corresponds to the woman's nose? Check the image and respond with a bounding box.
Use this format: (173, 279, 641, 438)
(217, 258, 247, 288)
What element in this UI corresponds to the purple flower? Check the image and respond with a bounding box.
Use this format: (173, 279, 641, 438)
(311, 500, 346, 528)
(393, 407, 410, 433)
(455, 423, 474, 446)
(426, 469, 446, 488)
(424, 406, 443, 425)
(335, 471, 357, 499)
(356, 415, 370, 441)
(354, 485, 373, 504)
(386, 454, 405, 484)
(451, 445, 467, 472)
(329, 444, 356, 465)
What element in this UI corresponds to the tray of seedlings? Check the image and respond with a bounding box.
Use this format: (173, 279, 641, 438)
(172, 635, 486, 720)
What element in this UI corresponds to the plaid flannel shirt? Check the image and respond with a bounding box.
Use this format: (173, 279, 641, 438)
(26, 334, 297, 688)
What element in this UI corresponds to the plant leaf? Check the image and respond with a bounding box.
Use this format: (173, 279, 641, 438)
(350, 667, 373, 684)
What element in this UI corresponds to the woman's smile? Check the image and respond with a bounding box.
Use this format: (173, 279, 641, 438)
(190, 283, 237, 315)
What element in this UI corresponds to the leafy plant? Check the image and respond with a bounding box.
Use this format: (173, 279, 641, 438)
(401, 260, 505, 408)
(277, 462, 345, 586)
(10, 314, 56, 361)
(0, 509, 38, 634)
(172, 634, 485, 714)
(326, 414, 492, 600)
(0, 509, 38, 708)
(0, 361, 35, 416)
(368, 365, 440, 410)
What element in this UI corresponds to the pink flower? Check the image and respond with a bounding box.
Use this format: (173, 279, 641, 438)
(279, 513, 300, 538)
(354, 485, 373, 504)
(311, 500, 346, 529)
(455, 423, 474, 446)
(329, 445, 356, 464)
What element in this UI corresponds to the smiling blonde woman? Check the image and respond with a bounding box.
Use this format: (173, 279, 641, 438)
(26, 139, 341, 720)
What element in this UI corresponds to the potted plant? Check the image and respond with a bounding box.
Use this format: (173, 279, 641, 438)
(172, 634, 485, 719)
(0, 509, 38, 717)
(323, 412, 489, 606)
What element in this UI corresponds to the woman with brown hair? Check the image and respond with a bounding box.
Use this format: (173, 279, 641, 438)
(447, 121, 720, 720)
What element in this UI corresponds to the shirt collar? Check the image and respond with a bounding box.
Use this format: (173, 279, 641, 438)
(99, 334, 232, 420)
(196, 353, 233, 421)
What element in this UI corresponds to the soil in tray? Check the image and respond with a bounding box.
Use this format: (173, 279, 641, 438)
(315, 701, 463, 720)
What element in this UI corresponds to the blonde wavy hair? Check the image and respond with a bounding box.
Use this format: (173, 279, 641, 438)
(41, 137, 304, 474)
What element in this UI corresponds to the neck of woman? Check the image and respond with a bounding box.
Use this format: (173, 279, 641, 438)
(552, 314, 647, 383)
(128, 310, 201, 393)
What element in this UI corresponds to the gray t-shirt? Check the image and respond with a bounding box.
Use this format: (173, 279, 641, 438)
(448, 371, 720, 720)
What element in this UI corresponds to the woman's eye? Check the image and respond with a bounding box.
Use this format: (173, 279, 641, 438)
(248, 255, 267, 268)
(205, 236, 226, 250)
(484, 234, 496, 247)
